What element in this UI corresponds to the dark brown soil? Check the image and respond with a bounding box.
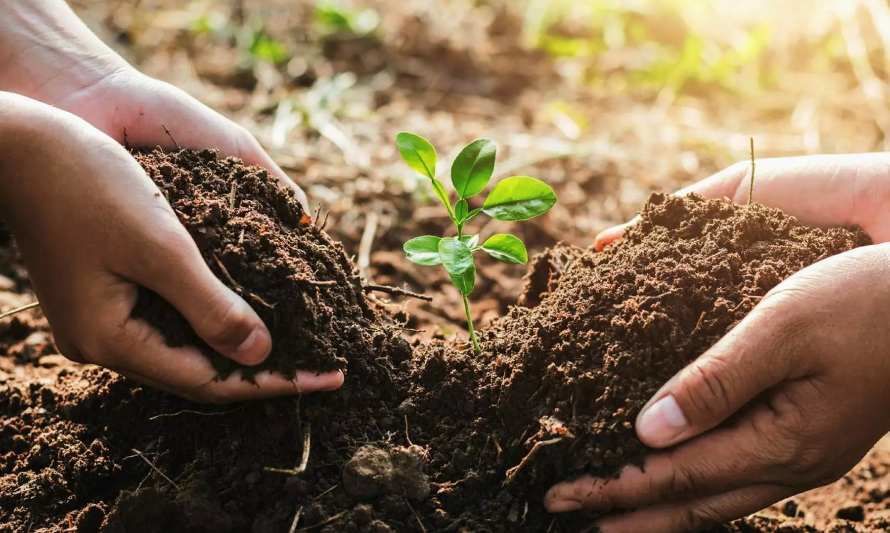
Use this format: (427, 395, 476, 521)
(1, 175, 886, 532)
(130, 148, 386, 377)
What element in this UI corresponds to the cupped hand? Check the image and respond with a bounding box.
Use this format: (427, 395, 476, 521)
(545, 153, 890, 532)
(49, 66, 309, 210)
(0, 92, 342, 403)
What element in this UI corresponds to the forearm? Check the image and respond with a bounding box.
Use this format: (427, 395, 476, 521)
(0, 1, 129, 103)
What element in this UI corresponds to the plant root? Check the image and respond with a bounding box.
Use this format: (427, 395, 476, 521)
(503, 438, 562, 486)
(264, 421, 312, 476)
(131, 448, 180, 490)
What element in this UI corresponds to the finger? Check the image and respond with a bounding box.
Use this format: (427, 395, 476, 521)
(634, 292, 806, 449)
(595, 484, 791, 533)
(593, 163, 747, 251)
(594, 220, 635, 251)
(545, 420, 783, 513)
(116, 78, 309, 210)
(107, 316, 343, 403)
(123, 223, 272, 366)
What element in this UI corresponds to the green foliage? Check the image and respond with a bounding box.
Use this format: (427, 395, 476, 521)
(482, 176, 557, 221)
(403, 236, 442, 266)
(314, 0, 380, 36)
(397, 133, 558, 353)
(247, 30, 290, 64)
(451, 139, 496, 199)
(481, 234, 528, 264)
(521, 0, 773, 95)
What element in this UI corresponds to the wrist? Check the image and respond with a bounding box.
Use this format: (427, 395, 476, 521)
(0, 0, 132, 105)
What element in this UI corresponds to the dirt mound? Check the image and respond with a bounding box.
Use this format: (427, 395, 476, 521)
(1, 177, 885, 532)
(130, 148, 384, 377)
(474, 193, 871, 491)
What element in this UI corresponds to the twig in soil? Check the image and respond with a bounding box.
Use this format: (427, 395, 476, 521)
(404, 498, 427, 533)
(318, 209, 330, 231)
(148, 407, 239, 421)
(0, 301, 40, 321)
(288, 506, 303, 533)
(248, 292, 276, 310)
(296, 511, 346, 531)
(748, 137, 756, 205)
(503, 437, 563, 486)
(295, 277, 337, 287)
(229, 181, 238, 209)
(362, 283, 432, 302)
(404, 414, 414, 446)
(131, 448, 180, 490)
(311, 483, 339, 501)
(357, 211, 379, 278)
(161, 124, 180, 149)
(264, 421, 312, 476)
(212, 254, 241, 288)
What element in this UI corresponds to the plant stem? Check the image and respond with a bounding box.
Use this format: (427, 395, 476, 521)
(461, 293, 480, 354)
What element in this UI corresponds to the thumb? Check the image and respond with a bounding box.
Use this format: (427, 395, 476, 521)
(127, 230, 272, 366)
(635, 294, 802, 448)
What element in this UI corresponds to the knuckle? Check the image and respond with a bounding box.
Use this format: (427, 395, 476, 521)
(663, 462, 698, 499)
(133, 223, 198, 278)
(680, 359, 734, 423)
(199, 295, 248, 346)
(681, 503, 724, 532)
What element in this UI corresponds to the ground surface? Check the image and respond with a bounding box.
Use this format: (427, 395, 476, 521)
(2, 192, 887, 532)
(3, 0, 890, 531)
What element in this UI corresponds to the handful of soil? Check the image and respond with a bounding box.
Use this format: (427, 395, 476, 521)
(475, 193, 871, 489)
(130, 148, 385, 378)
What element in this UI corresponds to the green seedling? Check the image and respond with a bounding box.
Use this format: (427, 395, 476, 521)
(396, 132, 558, 353)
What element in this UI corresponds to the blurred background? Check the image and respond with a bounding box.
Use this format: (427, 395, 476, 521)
(70, 0, 890, 333)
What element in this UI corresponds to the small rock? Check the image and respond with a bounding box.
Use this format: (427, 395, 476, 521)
(781, 499, 802, 518)
(342, 444, 430, 501)
(836, 503, 865, 522)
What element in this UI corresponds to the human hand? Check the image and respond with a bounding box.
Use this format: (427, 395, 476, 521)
(545, 153, 890, 531)
(0, 0, 307, 208)
(594, 153, 890, 250)
(0, 92, 342, 403)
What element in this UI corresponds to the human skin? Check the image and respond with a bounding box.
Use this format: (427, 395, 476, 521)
(0, 1, 341, 402)
(545, 153, 890, 532)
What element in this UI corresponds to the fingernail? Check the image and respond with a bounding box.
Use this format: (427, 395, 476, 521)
(637, 394, 688, 447)
(233, 327, 271, 365)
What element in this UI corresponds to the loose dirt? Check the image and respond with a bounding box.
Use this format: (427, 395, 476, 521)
(130, 148, 391, 378)
(1, 155, 886, 532)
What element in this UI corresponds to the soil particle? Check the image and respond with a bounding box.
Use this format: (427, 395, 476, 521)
(130, 148, 387, 377)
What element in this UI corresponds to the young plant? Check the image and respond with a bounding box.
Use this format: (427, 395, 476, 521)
(396, 132, 558, 353)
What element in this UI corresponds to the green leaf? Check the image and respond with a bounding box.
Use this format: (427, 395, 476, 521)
(482, 176, 557, 221)
(396, 132, 437, 180)
(455, 199, 469, 222)
(438, 237, 476, 295)
(451, 138, 496, 199)
(459, 234, 480, 249)
(465, 207, 483, 222)
(481, 234, 528, 264)
(450, 264, 476, 295)
(403, 236, 441, 266)
(430, 178, 455, 219)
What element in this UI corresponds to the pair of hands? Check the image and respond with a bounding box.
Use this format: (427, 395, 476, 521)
(545, 154, 890, 531)
(0, 1, 341, 402)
